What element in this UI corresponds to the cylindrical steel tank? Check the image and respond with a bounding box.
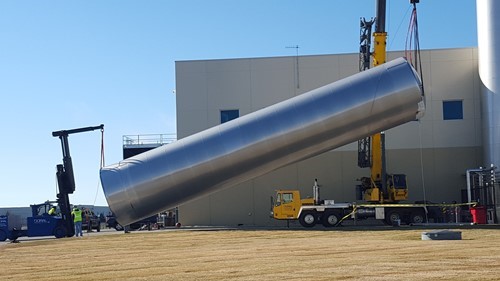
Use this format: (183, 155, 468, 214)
(477, 0, 500, 168)
(101, 57, 425, 226)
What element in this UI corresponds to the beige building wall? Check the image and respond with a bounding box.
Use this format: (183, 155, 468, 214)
(175, 48, 482, 226)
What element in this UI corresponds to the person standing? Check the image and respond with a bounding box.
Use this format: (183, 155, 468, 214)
(71, 206, 83, 237)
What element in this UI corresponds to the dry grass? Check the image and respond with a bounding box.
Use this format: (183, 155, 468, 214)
(1, 228, 499, 280)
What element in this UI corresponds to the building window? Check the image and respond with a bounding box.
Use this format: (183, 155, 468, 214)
(220, 109, 239, 123)
(442, 100, 463, 120)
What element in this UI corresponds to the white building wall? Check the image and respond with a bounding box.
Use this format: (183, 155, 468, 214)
(175, 48, 481, 226)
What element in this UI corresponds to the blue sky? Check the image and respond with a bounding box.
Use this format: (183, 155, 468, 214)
(0, 1, 477, 207)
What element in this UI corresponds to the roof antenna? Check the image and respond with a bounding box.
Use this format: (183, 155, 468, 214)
(286, 45, 300, 89)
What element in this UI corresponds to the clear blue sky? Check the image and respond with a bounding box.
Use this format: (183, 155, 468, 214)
(0, 1, 477, 207)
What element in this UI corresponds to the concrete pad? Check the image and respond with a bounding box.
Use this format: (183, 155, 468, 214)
(422, 230, 462, 240)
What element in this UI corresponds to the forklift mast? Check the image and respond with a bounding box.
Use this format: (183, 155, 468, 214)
(52, 124, 104, 237)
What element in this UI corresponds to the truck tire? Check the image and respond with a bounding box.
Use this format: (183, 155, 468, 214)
(384, 209, 401, 225)
(409, 210, 426, 224)
(322, 211, 341, 227)
(97, 223, 101, 232)
(54, 226, 67, 239)
(0, 230, 7, 242)
(299, 211, 317, 228)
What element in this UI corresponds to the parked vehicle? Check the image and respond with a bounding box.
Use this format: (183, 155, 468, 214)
(81, 208, 101, 232)
(271, 180, 471, 228)
(106, 213, 157, 231)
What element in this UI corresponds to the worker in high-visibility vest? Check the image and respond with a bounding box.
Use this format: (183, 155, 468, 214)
(48, 206, 57, 216)
(71, 206, 83, 237)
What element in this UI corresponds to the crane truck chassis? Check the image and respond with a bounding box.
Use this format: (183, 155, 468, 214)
(271, 180, 467, 228)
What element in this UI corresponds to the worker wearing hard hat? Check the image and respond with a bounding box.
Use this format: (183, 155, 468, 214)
(48, 206, 57, 216)
(71, 206, 83, 237)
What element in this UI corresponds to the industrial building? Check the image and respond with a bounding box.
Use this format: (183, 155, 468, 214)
(174, 47, 491, 226)
(99, 1, 499, 228)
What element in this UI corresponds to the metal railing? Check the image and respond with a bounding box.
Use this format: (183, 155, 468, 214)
(123, 134, 177, 148)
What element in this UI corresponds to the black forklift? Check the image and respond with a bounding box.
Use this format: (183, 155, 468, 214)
(0, 124, 104, 242)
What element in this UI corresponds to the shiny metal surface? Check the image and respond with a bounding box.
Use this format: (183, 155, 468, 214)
(101, 57, 425, 226)
(477, 0, 500, 168)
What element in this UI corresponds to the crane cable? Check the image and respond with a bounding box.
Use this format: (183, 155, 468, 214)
(405, 3, 429, 221)
(405, 2, 424, 90)
(92, 127, 105, 206)
(388, 5, 412, 51)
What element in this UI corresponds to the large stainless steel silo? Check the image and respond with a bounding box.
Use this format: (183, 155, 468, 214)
(477, 0, 500, 218)
(100, 57, 425, 226)
(477, 0, 500, 168)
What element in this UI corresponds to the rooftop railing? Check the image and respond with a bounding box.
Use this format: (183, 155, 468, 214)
(123, 134, 177, 148)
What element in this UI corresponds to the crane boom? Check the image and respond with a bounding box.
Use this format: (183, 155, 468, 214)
(359, 0, 420, 203)
(371, 0, 387, 194)
(369, 0, 388, 199)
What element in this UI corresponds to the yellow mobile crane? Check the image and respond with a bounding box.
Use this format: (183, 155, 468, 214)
(271, 0, 430, 227)
(357, 0, 414, 203)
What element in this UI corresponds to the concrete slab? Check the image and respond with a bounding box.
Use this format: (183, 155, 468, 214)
(422, 230, 462, 240)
